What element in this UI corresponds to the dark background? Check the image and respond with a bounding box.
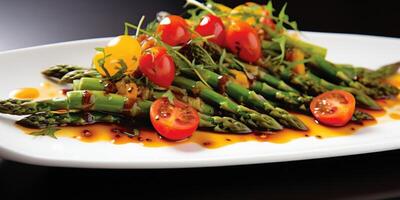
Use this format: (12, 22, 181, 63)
(1, 0, 400, 199)
(1, 0, 399, 51)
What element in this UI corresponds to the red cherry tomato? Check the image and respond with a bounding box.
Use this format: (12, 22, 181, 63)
(310, 90, 356, 127)
(156, 15, 191, 46)
(195, 14, 226, 46)
(139, 47, 175, 88)
(225, 21, 261, 63)
(150, 98, 200, 141)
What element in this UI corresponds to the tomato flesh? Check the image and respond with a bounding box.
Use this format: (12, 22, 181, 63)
(195, 14, 226, 46)
(310, 90, 356, 127)
(157, 15, 191, 46)
(139, 47, 175, 88)
(225, 21, 261, 63)
(150, 98, 200, 141)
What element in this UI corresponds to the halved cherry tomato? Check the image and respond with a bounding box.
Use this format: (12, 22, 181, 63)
(93, 35, 141, 76)
(150, 98, 199, 140)
(195, 14, 226, 46)
(156, 15, 191, 46)
(310, 90, 356, 127)
(139, 47, 175, 88)
(225, 20, 261, 63)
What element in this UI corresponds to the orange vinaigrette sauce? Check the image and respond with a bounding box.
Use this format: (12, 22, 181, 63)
(13, 75, 400, 149)
(10, 82, 63, 100)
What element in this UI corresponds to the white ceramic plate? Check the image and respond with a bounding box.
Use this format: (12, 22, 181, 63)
(0, 32, 400, 168)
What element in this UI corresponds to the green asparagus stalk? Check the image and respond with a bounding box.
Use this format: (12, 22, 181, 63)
(337, 61, 400, 82)
(203, 42, 299, 93)
(180, 67, 309, 130)
(199, 113, 251, 133)
(368, 62, 400, 80)
(310, 56, 399, 99)
(72, 77, 217, 116)
(151, 90, 216, 116)
(17, 110, 252, 133)
(180, 42, 218, 69)
(352, 110, 374, 123)
(359, 81, 399, 99)
(71, 78, 250, 132)
(177, 42, 308, 129)
(61, 70, 101, 83)
(253, 67, 299, 93)
(17, 111, 125, 129)
(250, 81, 312, 110)
(261, 26, 327, 58)
(73, 77, 107, 91)
(336, 62, 400, 98)
(305, 73, 381, 110)
(268, 62, 382, 110)
(259, 38, 399, 99)
(173, 76, 283, 131)
(151, 89, 252, 133)
(0, 91, 152, 117)
(5, 81, 250, 133)
(296, 72, 380, 120)
(42, 65, 84, 79)
(70, 68, 307, 129)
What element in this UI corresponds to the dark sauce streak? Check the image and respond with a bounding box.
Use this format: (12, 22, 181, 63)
(202, 141, 212, 146)
(133, 70, 143, 78)
(217, 75, 230, 94)
(104, 82, 118, 94)
(123, 99, 135, 116)
(82, 91, 93, 111)
(61, 88, 72, 95)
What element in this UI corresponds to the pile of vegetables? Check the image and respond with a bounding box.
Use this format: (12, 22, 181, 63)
(1, 0, 399, 141)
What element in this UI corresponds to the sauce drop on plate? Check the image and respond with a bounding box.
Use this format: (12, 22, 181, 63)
(389, 113, 400, 120)
(10, 88, 40, 99)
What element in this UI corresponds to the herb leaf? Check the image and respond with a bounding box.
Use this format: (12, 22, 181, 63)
(109, 59, 128, 82)
(30, 127, 60, 139)
(272, 36, 287, 64)
(123, 129, 139, 137)
(162, 90, 175, 104)
(95, 47, 104, 52)
(95, 48, 113, 79)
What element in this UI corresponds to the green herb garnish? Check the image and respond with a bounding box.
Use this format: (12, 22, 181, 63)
(30, 127, 60, 139)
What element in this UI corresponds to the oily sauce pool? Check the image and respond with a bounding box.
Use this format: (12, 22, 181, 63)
(13, 77, 400, 149)
(17, 113, 378, 149)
